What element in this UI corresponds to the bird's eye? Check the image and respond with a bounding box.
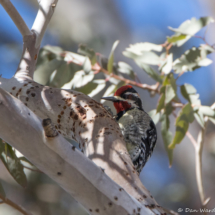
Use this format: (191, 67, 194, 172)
(127, 95, 133, 100)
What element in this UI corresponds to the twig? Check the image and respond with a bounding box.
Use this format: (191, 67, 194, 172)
(186, 131, 198, 148)
(0, 0, 31, 36)
(32, 0, 58, 48)
(195, 118, 210, 208)
(100, 67, 160, 93)
(0, 193, 32, 215)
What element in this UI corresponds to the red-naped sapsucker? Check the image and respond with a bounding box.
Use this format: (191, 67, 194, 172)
(102, 85, 157, 173)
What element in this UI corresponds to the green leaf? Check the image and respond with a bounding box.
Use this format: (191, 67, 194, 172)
(0, 140, 27, 188)
(83, 57, 92, 74)
(169, 103, 194, 149)
(161, 53, 173, 74)
(199, 106, 215, 117)
(117, 62, 135, 79)
(100, 84, 116, 104)
(78, 44, 97, 65)
(108, 40, 119, 74)
(124, 42, 162, 55)
(123, 47, 161, 65)
(0, 181, 5, 197)
(34, 59, 64, 85)
(173, 45, 214, 74)
(169, 74, 178, 99)
(167, 34, 187, 43)
(88, 80, 106, 97)
(168, 17, 214, 46)
(157, 93, 165, 113)
(42, 45, 64, 56)
(181, 83, 197, 95)
(62, 70, 94, 90)
(165, 103, 174, 116)
(148, 110, 160, 125)
(19, 157, 34, 167)
(194, 112, 205, 128)
(50, 62, 81, 88)
(180, 83, 201, 107)
(140, 64, 162, 83)
(208, 117, 215, 125)
(160, 114, 173, 166)
(189, 94, 201, 107)
(134, 52, 161, 66)
(165, 85, 175, 104)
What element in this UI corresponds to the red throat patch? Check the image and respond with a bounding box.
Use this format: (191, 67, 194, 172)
(114, 101, 131, 114)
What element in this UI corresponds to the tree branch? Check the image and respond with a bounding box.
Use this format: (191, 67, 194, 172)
(0, 193, 32, 215)
(15, 0, 58, 78)
(186, 131, 198, 148)
(0, 87, 165, 214)
(195, 119, 210, 207)
(100, 67, 160, 93)
(32, 0, 58, 48)
(0, 0, 31, 36)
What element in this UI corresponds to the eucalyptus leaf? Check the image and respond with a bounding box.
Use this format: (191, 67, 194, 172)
(165, 103, 174, 116)
(49, 62, 81, 88)
(19, 157, 34, 167)
(194, 112, 205, 128)
(63, 70, 94, 90)
(169, 103, 194, 149)
(83, 57, 92, 74)
(118, 62, 135, 79)
(34, 59, 64, 85)
(173, 45, 214, 74)
(140, 64, 162, 83)
(208, 117, 215, 125)
(0, 181, 5, 197)
(165, 85, 175, 104)
(125, 42, 162, 55)
(101, 84, 116, 99)
(43, 45, 64, 56)
(161, 53, 173, 74)
(78, 44, 97, 65)
(88, 80, 106, 97)
(157, 93, 165, 113)
(199, 106, 215, 117)
(134, 52, 161, 66)
(167, 34, 187, 44)
(168, 17, 214, 46)
(148, 109, 160, 125)
(0, 140, 27, 188)
(160, 114, 173, 166)
(108, 40, 119, 74)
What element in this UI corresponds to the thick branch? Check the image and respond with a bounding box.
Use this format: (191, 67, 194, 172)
(32, 0, 58, 48)
(0, 0, 31, 36)
(0, 88, 151, 215)
(0, 83, 165, 214)
(15, 0, 58, 78)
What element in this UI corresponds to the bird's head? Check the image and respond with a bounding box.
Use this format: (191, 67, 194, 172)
(102, 85, 143, 114)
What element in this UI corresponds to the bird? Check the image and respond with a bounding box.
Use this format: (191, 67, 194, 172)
(102, 85, 157, 173)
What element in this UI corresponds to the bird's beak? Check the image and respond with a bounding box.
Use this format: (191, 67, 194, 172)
(101, 96, 120, 102)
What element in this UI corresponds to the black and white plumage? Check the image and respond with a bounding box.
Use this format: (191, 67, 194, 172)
(102, 85, 157, 173)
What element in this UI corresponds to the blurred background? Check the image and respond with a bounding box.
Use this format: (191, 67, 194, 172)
(0, 0, 215, 214)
